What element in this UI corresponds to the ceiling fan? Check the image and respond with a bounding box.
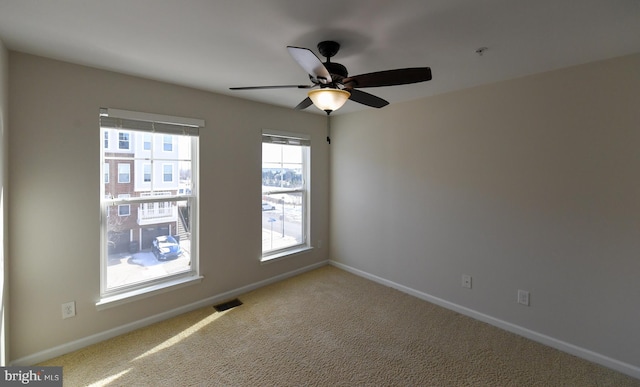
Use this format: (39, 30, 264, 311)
(230, 41, 432, 113)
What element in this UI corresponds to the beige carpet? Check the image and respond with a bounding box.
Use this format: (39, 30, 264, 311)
(40, 265, 639, 386)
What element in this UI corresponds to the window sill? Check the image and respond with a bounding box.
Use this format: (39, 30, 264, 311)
(261, 246, 314, 264)
(96, 275, 203, 311)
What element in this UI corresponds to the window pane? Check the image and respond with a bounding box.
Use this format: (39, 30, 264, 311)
(262, 192, 304, 253)
(105, 199, 193, 290)
(262, 143, 304, 191)
(101, 121, 198, 295)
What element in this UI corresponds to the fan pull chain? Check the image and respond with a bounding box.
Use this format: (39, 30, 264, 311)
(326, 111, 331, 144)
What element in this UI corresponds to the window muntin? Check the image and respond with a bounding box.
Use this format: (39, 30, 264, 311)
(261, 132, 310, 259)
(100, 108, 201, 301)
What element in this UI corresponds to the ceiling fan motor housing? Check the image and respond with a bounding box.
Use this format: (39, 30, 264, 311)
(317, 41, 340, 59)
(318, 41, 348, 81)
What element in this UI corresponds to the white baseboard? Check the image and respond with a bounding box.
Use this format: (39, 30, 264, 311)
(11, 260, 329, 366)
(329, 260, 640, 380)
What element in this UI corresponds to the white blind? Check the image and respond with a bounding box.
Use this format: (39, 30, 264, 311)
(100, 108, 203, 136)
(262, 131, 310, 146)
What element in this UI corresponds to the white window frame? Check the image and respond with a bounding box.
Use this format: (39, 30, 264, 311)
(98, 108, 204, 309)
(261, 130, 311, 262)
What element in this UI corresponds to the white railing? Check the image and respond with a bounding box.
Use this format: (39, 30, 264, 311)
(138, 203, 177, 225)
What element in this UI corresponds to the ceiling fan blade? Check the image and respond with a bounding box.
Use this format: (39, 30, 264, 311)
(230, 85, 313, 90)
(342, 67, 432, 88)
(287, 46, 332, 84)
(347, 89, 389, 108)
(294, 97, 313, 110)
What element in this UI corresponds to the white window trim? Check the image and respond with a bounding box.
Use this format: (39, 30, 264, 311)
(96, 275, 204, 310)
(118, 204, 131, 216)
(260, 130, 311, 262)
(99, 108, 203, 306)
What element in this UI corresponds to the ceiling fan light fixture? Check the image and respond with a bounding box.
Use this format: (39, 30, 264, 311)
(308, 88, 351, 113)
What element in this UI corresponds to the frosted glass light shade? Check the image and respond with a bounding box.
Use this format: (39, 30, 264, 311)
(308, 89, 351, 112)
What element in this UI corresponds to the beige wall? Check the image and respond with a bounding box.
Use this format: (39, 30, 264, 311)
(8, 52, 329, 360)
(330, 54, 640, 370)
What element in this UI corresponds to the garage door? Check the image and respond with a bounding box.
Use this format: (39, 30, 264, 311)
(141, 225, 170, 249)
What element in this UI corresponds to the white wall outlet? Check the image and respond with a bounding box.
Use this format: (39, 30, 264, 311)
(517, 290, 530, 306)
(62, 301, 76, 319)
(317, 240, 322, 249)
(462, 274, 472, 289)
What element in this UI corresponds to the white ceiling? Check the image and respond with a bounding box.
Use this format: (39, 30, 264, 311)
(0, 0, 638, 115)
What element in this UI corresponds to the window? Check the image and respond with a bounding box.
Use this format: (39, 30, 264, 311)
(118, 131, 130, 150)
(104, 131, 109, 149)
(117, 163, 130, 183)
(163, 135, 173, 151)
(261, 131, 310, 260)
(163, 164, 173, 182)
(143, 133, 152, 150)
(100, 108, 203, 307)
(143, 164, 151, 182)
(118, 194, 131, 216)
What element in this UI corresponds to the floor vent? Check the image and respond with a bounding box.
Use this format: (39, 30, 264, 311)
(213, 298, 243, 312)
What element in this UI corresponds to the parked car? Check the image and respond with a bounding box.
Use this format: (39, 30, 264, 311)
(152, 235, 182, 260)
(262, 202, 275, 211)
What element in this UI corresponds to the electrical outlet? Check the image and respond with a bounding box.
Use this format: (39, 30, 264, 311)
(462, 274, 472, 289)
(62, 301, 76, 319)
(317, 240, 322, 249)
(517, 290, 530, 306)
